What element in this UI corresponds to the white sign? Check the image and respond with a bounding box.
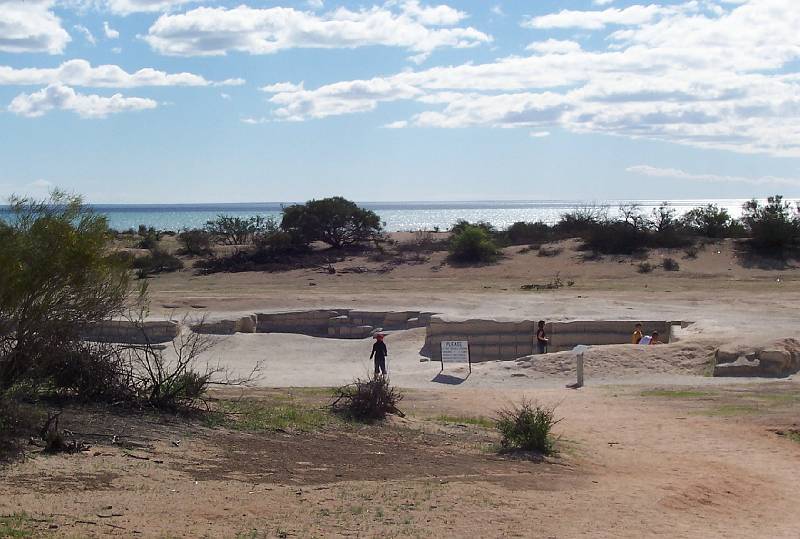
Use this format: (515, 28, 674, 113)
(441, 341, 470, 363)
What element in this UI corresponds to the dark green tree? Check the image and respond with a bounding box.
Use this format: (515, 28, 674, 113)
(281, 197, 382, 248)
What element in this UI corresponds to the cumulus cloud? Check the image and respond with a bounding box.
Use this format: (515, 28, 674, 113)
(627, 165, 800, 187)
(144, 3, 491, 56)
(0, 0, 71, 54)
(103, 21, 120, 39)
(0, 59, 242, 88)
(260, 0, 800, 157)
(8, 83, 158, 118)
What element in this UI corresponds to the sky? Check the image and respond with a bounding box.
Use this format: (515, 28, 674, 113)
(1, 0, 800, 203)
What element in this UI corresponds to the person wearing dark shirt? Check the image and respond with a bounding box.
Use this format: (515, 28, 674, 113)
(536, 320, 549, 354)
(370, 333, 388, 376)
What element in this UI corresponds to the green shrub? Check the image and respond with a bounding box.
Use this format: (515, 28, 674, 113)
(178, 228, 212, 256)
(449, 225, 500, 263)
(506, 221, 552, 245)
(281, 197, 382, 248)
(450, 219, 495, 235)
(137, 225, 162, 250)
(637, 261, 654, 273)
(205, 215, 274, 246)
(0, 192, 131, 390)
(495, 400, 559, 453)
(330, 375, 403, 422)
(132, 249, 184, 277)
(741, 195, 800, 252)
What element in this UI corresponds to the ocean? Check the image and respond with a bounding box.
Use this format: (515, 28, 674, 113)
(1, 200, 752, 233)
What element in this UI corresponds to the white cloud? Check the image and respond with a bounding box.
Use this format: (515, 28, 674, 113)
(240, 116, 268, 124)
(307, 0, 324, 10)
(524, 4, 683, 30)
(490, 5, 504, 17)
(0, 0, 71, 54)
(103, 21, 120, 39)
(144, 4, 491, 56)
(530, 131, 550, 138)
(627, 165, 800, 187)
(105, 0, 201, 16)
(260, 81, 305, 93)
(8, 83, 158, 118)
(382, 120, 408, 128)
(74, 24, 96, 45)
(220, 92, 230, 100)
(260, 0, 800, 157)
(0, 59, 241, 88)
(525, 39, 581, 54)
(399, 0, 466, 26)
(593, 0, 615, 5)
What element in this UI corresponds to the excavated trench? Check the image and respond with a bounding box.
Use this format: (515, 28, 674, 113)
(81, 309, 681, 364)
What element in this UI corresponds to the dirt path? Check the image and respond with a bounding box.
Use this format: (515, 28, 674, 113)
(2, 383, 798, 538)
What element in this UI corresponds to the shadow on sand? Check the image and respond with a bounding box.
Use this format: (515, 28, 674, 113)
(431, 372, 471, 385)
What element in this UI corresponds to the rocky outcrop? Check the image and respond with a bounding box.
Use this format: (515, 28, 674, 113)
(714, 340, 800, 377)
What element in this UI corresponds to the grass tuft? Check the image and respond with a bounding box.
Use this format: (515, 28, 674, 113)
(435, 415, 495, 428)
(205, 400, 331, 432)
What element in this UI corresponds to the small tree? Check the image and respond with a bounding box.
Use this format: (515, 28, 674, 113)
(0, 192, 131, 389)
(682, 204, 734, 238)
(741, 195, 800, 252)
(281, 197, 382, 249)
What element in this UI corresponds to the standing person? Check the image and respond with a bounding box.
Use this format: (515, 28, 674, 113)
(632, 323, 644, 344)
(536, 320, 549, 354)
(370, 333, 388, 376)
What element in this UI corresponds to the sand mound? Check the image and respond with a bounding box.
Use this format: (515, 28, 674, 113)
(512, 341, 717, 378)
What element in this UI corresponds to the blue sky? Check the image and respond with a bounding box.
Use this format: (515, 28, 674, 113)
(2, 0, 800, 203)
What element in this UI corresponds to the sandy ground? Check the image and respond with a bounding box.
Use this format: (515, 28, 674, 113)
(2, 238, 800, 538)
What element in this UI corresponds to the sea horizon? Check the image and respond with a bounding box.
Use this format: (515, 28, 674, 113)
(0, 198, 761, 232)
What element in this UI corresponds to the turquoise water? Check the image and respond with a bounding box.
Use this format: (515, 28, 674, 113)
(0, 200, 750, 232)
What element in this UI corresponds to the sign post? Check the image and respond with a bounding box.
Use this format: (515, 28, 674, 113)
(440, 341, 471, 373)
(567, 345, 588, 389)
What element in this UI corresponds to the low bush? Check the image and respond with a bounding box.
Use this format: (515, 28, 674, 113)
(330, 375, 403, 422)
(506, 221, 552, 245)
(132, 249, 184, 278)
(584, 220, 649, 255)
(137, 225, 162, 250)
(662, 257, 680, 271)
(683, 246, 699, 259)
(637, 261, 654, 273)
(450, 219, 495, 235)
(178, 229, 212, 256)
(449, 225, 500, 263)
(555, 205, 607, 236)
(495, 400, 559, 454)
(537, 245, 563, 257)
(205, 215, 274, 246)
